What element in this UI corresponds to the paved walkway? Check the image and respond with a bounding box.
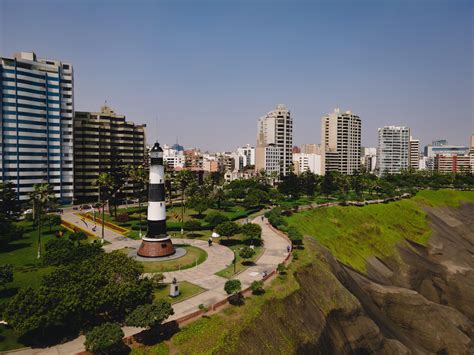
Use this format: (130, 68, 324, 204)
(11, 216, 290, 354)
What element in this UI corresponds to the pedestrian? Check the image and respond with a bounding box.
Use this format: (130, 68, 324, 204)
(208, 237, 212, 247)
(92, 224, 97, 232)
(287, 245, 291, 253)
(261, 215, 264, 222)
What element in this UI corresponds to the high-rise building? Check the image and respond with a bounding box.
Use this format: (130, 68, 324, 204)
(255, 104, 293, 176)
(470, 134, 474, 174)
(360, 147, 377, 173)
(376, 126, 410, 175)
(73, 105, 146, 202)
(293, 153, 322, 175)
(423, 141, 469, 171)
(236, 144, 255, 167)
(301, 143, 321, 155)
(321, 108, 361, 175)
(434, 154, 470, 174)
(409, 137, 420, 170)
(0, 51, 74, 202)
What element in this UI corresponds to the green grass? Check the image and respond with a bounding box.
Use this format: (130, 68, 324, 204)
(131, 342, 169, 355)
(284, 189, 474, 272)
(0, 325, 26, 352)
(215, 235, 264, 278)
(153, 281, 205, 304)
(119, 245, 208, 273)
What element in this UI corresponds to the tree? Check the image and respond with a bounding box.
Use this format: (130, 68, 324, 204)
(126, 165, 148, 237)
(84, 322, 124, 354)
(4, 251, 153, 334)
(0, 264, 13, 289)
(243, 189, 269, 208)
(43, 238, 102, 266)
(278, 172, 301, 198)
(300, 171, 320, 197)
(125, 300, 174, 329)
(45, 214, 62, 232)
(183, 219, 201, 232)
(320, 172, 337, 198)
(215, 221, 241, 239)
(241, 223, 262, 245)
(224, 279, 242, 295)
(93, 172, 114, 242)
(204, 211, 229, 227)
(176, 169, 196, 234)
(0, 182, 21, 221)
(0, 217, 23, 247)
(212, 185, 226, 209)
(29, 183, 56, 259)
(239, 246, 255, 264)
(187, 195, 211, 218)
(68, 231, 88, 245)
(250, 280, 264, 295)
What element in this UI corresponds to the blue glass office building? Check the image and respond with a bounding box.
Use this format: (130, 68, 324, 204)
(0, 52, 74, 203)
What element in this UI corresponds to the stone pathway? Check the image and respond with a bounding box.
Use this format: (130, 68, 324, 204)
(10, 216, 290, 354)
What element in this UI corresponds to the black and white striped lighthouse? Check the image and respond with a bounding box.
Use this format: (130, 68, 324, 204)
(137, 142, 175, 257)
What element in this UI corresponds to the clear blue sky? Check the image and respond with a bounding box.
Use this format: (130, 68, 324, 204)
(1, 0, 472, 151)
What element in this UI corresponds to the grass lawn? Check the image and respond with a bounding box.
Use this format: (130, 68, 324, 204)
(119, 245, 208, 273)
(153, 281, 205, 304)
(215, 234, 264, 279)
(284, 189, 474, 272)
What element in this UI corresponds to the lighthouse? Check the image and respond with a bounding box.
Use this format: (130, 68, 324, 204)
(137, 142, 175, 257)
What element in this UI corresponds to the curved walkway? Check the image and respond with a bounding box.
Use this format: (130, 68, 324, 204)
(11, 216, 290, 354)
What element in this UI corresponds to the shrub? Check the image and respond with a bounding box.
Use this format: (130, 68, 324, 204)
(215, 221, 241, 239)
(287, 226, 303, 246)
(84, 322, 124, 353)
(116, 213, 129, 223)
(224, 279, 241, 295)
(241, 223, 262, 241)
(239, 246, 256, 262)
(277, 263, 287, 274)
(250, 280, 264, 295)
(125, 301, 173, 329)
(184, 219, 202, 231)
(204, 211, 229, 227)
(0, 264, 14, 289)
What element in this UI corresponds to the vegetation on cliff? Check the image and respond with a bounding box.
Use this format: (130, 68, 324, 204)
(284, 190, 474, 271)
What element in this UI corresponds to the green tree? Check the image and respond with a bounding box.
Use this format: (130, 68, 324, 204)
(187, 195, 211, 218)
(320, 172, 337, 198)
(224, 279, 242, 295)
(68, 231, 88, 245)
(93, 172, 114, 243)
(0, 182, 21, 221)
(125, 300, 174, 329)
(204, 211, 229, 227)
(43, 238, 102, 266)
(183, 219, 201, 232)
(0, 264, 13, 289)
(29, 183, 56, 259)
(45, 213, 62, 232)
(239, 246, 255, 264)
(215, 221, 241, 239)
(176, 169, 196, 234)
(212, 185, 226, 209)
(241, 223, 262, 245)
(5, 251, 153, 334)
(84, 322, 124, 354)
(0, 217, 23, 247)
(126, 165, 148, 237)
(250, 280, 264, 295)
(300, 170, 320, 197)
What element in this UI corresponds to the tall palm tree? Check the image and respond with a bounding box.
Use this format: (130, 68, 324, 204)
(176, 169, 195, 234)
(29, 183, 55, 259)
(127, 166, 148, 238)
(93, 172, 113, 243)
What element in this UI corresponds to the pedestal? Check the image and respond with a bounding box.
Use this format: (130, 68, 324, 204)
(137, 236, 175, 257)
(170, 283, 180, 297)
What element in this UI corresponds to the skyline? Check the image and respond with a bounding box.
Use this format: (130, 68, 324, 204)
(1, 0, 472, 150)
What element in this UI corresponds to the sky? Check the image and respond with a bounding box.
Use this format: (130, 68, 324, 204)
(1, 0, 472, 151)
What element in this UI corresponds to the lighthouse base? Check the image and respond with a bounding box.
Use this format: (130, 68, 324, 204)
(137, 236, 175, 258)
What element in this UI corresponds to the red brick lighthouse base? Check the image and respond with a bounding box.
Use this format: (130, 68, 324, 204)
(137, 236, 175, 258)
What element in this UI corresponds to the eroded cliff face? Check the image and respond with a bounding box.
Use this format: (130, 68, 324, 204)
(225, 203, 474, 354)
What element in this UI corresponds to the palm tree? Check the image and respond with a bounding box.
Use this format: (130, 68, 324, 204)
(29, 183, 55, 259)
(93, 172, 113, 243)
(176, 170, 195, 234)
(127, 166, 148, 238)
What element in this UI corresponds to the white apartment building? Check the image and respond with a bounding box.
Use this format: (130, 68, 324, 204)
(376, 126, 410, 175)
(255, 104, 293, 176)
(409, 137, 420, 170)
(163, 144, 185, 169)
(360, 147, 377, 173)
(293, 153, 322, 175)
(236, 144, 255, 167)
(321, 108, 361, 175)
(0, 51, 74, 202)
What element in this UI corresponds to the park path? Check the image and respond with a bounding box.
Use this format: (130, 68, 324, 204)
(9, 216, 290, 354)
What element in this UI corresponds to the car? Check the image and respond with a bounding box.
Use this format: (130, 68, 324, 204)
(81, 204, 93, 211)
(46, 207, 62, 213)
(23, 209, 33, 215)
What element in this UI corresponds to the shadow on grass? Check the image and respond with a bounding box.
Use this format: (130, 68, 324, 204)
(0, 287, 19, 300)
(133, 321, 180, 346)
(17, 325, 81, 348)
(1, 242, 32, 253)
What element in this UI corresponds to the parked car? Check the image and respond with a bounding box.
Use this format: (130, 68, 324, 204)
(23, 208, 33, 215)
